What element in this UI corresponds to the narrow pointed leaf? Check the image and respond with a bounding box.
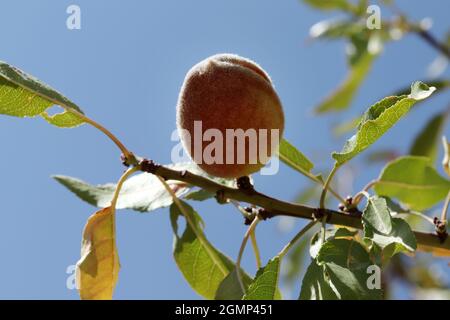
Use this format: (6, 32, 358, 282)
(170, 201, 252, 299)
(410, 111, 448, 162)
(332, 82, 436, 165)
(315, 52, 374, 113)
(76, 207, 119, 300)
(374, 156, 450, 210)
(54, 162, 233, 212)
(0, 61, 84, 127)
(278, 138, 314, 176)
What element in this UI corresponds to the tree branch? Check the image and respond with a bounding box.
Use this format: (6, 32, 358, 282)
(139, 159, 450, 253)
(414, 29, 450, 60)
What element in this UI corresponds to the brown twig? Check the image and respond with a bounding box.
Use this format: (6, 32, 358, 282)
(139, 159, 450, 252)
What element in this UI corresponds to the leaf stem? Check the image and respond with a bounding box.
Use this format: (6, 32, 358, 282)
(353, 180, 378, 205)
(319, 165, 339, 243)
(110, 166, 140, 209)
(278, 221, 317, 258)
(68, 109, 136, 164)
(140, 162, 450, 253)
(441, 190, 450, 223)
(250, 229, 262, 270)
(236, 216, 260, 293)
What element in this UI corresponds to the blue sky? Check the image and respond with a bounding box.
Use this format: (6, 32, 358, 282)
(0, 0, 448, 299)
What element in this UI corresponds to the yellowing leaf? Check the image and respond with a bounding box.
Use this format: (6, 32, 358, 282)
(76, 207, 120, 300)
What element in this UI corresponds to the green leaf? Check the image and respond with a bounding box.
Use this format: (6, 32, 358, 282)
(374, 156, 450, 210)
(362, 196, 392, 235)
(0, 61, 84, 127)
(170, 201, 252, 300)
(332, 82, 436, 165)
(299, 260, 338, 300)
(315, 48, 375, 113)
(316, 238, 382, 299)
(183, 189, 214, 201)
(410, 111, 448, 162)
(243, 257, 281, 300)
(333, 116, 361, 137)
(310, 228, 357, 259)
(364, 218, 417, 258)
(278, 138, 314, 176)
(215, 267, 253, 300)
(391, 79, 449, 96)
(54, 162, 234, 212)
(301, 237, 381, 300)
(303, 0, 353, 11)
(309, 19, 364, 39)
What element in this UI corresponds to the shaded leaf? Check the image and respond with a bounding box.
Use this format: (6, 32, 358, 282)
(243, 257, 281, 300)
(170, 201, 252, 299)
(76, 207, 119, 300)
(333, 82, 436, 165)
(278, 138, 314, 176)
(215, 268, 252, 300)
(363, 218, 417, 259)
(299, 260, 338, 300)
(362, 196, 392, 235)
(310, 228, 357, 259)
(317, 238, 382, 299)
(0, 61, 84, 127)
(374, 156, 450, 210)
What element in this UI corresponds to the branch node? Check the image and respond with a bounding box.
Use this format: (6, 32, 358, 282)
(140, 159, 161, 174)
(215, 189, 228, 204)
(313, 208, 331, 223)
(121, 152, 139, 167)
(434, 217, 448, 243)
(236, 176, 254, 192)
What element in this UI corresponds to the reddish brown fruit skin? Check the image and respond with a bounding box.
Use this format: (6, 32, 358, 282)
(176, 54, 285, 178)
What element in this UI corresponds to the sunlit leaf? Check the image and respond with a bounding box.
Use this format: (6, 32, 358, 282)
(315, 52, 374, 113)
(243, 257, 281, 300)
(303, 0, 353, 11)
(54, 162, 234, 212)
(277, 138, 314, 176)
(0, 61, 84, 127)
(170, 201, 252, 300)
(76, 207, 119, 300)
(333, 116, 361, 137)
(333, 82, 436, 165)
(374, 156, 450, 210)
(309, 19, 363, 39)
(410, 111, 448, 163)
